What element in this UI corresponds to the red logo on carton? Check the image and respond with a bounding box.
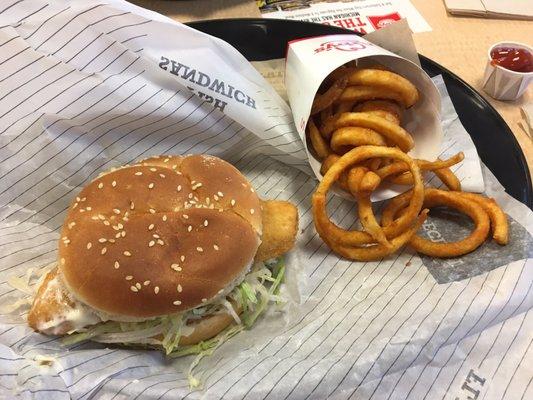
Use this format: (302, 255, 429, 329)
(367, 13, 402, 30)
(314, 40, 371, 54)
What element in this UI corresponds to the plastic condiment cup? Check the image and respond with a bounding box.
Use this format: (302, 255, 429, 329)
(482, 41, 533, 101)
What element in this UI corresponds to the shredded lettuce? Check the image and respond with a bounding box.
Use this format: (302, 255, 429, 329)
(171, 258, 286, 388)
(61, 257, 286, 388)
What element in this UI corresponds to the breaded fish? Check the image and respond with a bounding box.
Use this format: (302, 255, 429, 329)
(255, 200, 299, 262)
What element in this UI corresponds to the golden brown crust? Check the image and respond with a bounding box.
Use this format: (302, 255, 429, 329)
(255, 200, 299, 262)
(58, 155, 261, 318)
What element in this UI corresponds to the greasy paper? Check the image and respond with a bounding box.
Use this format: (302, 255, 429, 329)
(0, 1, 531, 400)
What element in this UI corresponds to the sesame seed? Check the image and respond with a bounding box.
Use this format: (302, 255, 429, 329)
(91, 216, 99, 220)
(213, 194, 219, 201)
(201, 298, 207, 303)
(171, 263, 180, 271)
(130, 202, 135, 210)
(190, 200, 196, 205)
(79, 209, 85, 213)
(108, 239, 115, 243)
(164, 158, 169, 163)
(148, 224, 154, 231)
(86, 207, 92, 211)
(144, 280, 150, 286)
(250, 209, 255, 215)
(149, 240, 155, 247)
(159, 174, 165, 178)
(60, 258, 65, 265)
(98, 214, 106, 220)
(135, 282, 141, 290)
(124, 251, 131, 256)
(113, 209, 120, 214)
(98, 182, 103, 189)
(217, 191, 224, 197)
(188, 225, 192, 232)
(76, 197, 80, 202)
(103, 220, 110, 226)
(81, 197, 86, 202)
(121, 231, 126, 237)
(231, 199, 236, 206)
(176, 171, 182, 175)
(101, 247, 107, 255)
(114, 261, 120, 269)
(130, 286, 138, 292)
(87, 242, 92, 249)
(213, 244, 219, 251)
(251, 188, 255, 193)
(177, 185, 182, 192)
(174, 207, 179, 212)
(218, 289, 224, 294)
(148, 183, 154, 189)
(125, 275, 133, 280)
(150, 167, 156, 172)
(162, 215, 167, 221)
(112, 181, 116, 187)
(154, 286, 160, 294)
(209, 204, 214, 209)
(73, 203, 78, 209)
(149, 208, 156, 214)
(192, 183, 202, 190)
(196, 247, 203, 252)
(177, 284, 182, 292)
(183, 214, 189, 219)
(203, 220, 208, 227)
(173, 300, 182, 305)
(180, 255, 185, 262)
(172, 165, 177, 170)
(98, 238, 107, 243)
(188, 193, 193, 199)
(153, 234, 160, 239)
(118, 223, 123, 229)
(62, 236, 68, 240)
(157, 239, 164, 245)
(135, 171, 143, 176)
(115, 232, 121, 238)
(206, 197, 211, 205)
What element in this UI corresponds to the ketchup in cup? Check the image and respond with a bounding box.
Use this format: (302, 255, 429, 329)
(490, 46, 533, 73)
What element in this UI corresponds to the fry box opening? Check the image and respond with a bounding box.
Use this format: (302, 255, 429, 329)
(285, 34, 442, 201)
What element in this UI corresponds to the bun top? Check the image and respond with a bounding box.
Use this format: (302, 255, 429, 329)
(58, 155, 262, 318)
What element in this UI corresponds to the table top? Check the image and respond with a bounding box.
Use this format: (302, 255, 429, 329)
(132, 0, 532, 182)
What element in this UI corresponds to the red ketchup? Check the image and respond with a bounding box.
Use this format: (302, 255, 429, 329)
(490, 46, 533, 73)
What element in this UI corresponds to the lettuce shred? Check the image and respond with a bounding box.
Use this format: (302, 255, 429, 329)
(61, 258, 286, 388)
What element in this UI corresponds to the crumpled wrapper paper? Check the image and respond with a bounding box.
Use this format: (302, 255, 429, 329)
(0, 1, 531, 399)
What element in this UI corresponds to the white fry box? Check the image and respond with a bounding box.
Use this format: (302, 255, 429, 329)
(285, 34, 442, 201)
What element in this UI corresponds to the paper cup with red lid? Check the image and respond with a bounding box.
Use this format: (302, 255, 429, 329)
(285, 34, 442, 201)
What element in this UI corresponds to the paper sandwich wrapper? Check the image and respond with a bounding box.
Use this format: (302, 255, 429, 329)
(285, 31, 443, 201)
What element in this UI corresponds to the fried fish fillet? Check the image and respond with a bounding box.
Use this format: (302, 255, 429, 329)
(28, 200, 299, 335)
(255, 200, 299, 262)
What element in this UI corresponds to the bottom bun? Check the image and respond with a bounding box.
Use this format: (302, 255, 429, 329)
(179, 306, 240, 346)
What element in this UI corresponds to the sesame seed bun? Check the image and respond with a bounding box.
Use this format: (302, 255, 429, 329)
(58, 155, 262, 318)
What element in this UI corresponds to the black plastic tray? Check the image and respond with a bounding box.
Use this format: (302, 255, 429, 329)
(188, 19, 532, 208)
